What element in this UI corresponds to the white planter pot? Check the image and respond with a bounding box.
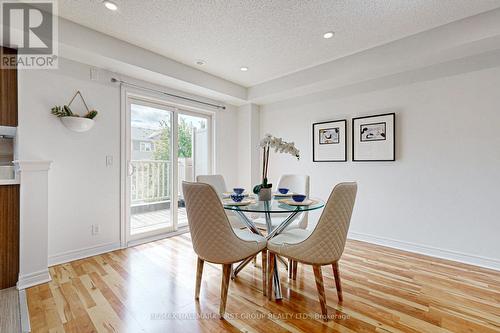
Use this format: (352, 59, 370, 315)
(60, 117, 95, 132)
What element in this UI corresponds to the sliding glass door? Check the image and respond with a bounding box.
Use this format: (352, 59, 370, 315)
(125, 96, 212, 243)
(176, 112, 212, 228)
(128, 100, 174, 238)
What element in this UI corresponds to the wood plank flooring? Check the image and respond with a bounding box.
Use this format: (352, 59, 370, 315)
(0, 287, 21, 333)
(26, 236, 500, 332)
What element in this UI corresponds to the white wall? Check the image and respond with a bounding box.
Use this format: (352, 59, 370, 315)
(17, 58, 238, 264)
(236, 104, 261, 189)
(57, 17, 247, 105)
(260, 66, 500, 270)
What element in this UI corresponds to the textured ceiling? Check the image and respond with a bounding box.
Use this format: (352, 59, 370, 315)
(58, 0, 500, 87)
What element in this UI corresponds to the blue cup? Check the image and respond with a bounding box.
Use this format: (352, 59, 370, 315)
(230, 193, 244, 202)
(233, 188, 245, 195)
(278, 188, 289, 194)
(292, 194, 306, 202)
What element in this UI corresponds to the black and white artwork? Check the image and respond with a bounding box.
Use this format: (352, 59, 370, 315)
(319, 127, 339, 144)
(360, 122, 386, 142)
(313, 120, 346, 162)
(353, 113, 395, 161)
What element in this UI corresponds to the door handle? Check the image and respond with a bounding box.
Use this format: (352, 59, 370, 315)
(128, 162, 136, 176)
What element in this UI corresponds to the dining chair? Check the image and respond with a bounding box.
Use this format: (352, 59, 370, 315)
(253, 174, 310, 230)
(253, 174, 310, 271)
(196, 174, 245, 229)
(196, 174, 227, 195)
(266, 182, 357, 321)
(182, 181, 267, 318)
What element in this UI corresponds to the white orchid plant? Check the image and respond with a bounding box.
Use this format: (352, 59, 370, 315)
(253, 134, 300, 194)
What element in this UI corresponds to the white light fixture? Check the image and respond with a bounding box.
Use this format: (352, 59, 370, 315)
(240, 66, 248, 72)
(195, 59, 206, 66)
(323, 31, 335, 39)
(103, 1, 118, 11)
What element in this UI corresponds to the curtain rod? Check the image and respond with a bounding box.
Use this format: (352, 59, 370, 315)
(110, 78, 226, 110)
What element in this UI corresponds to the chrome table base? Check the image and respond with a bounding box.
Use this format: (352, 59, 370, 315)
(232, 205, 300, 300)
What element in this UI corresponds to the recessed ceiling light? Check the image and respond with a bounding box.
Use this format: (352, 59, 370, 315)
(240, 66, 248, 72)
(195, 59, 206, 66)
(103, 1, 118, 11)
(323, 31, 335, 39)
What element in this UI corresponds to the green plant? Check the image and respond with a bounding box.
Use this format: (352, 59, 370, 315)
(51, 105, 75, 117)
(84, 110, 98, 119)
(51, 91, 99, 120)
(51, 105, 98, 119)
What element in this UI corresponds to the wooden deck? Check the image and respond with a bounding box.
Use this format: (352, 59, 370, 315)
(26, 235, 500, 332)
(131, 208, 188, 234)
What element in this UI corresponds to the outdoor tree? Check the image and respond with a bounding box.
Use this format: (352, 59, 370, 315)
(153, 118, 193, 160)
(178, 118, 193, 158)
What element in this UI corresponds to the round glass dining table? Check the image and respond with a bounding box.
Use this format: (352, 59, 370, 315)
(223, 196, 325, 300)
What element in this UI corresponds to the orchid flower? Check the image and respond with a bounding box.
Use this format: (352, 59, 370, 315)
(258, 134, 300, 190)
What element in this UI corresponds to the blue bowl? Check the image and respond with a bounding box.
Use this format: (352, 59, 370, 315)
(278, 188, 289, 194)
(230, 193, 244, 202)
(292, 194, 306, 202)
(233, 188, 245, 195)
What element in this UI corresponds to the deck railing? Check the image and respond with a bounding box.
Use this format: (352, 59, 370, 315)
(131, 159, 193, 205)
(131, 160, 171, 204)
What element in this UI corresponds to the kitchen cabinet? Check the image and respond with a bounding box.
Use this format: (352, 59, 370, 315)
(0, 184, 19, 289)
(0, 46, 18, 127)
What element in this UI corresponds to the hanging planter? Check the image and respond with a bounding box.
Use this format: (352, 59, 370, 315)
(51, 91, 98, 132)
(59, 116, 95, 132)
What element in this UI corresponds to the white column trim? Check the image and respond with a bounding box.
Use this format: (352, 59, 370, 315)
(14, 160, 53, 290)
(17, 269, 51, 290)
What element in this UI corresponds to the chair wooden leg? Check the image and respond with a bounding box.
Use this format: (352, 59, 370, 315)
(292, 260, 298, 280)
(267, 252, 275, 300)
(195, 257, 204, 300)
(313, 265, 328, 321)
(261, 250, 267, 296)
(332, 261, 343, 302)
(288, 259, 293, 279)
(219, 264, 232, 318)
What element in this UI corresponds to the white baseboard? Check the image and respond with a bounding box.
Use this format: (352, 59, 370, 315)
(17, 269, 51, 290)
(18, 289, 31, 332)
(48, 242, 122, 266)
(348, 231, 500, 271)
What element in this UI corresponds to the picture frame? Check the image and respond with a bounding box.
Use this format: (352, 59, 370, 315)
(312, 119, 347, 162)
(352, 113, 395, 161)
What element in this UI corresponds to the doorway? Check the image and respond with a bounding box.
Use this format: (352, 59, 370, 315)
(123, 94, 212, 245)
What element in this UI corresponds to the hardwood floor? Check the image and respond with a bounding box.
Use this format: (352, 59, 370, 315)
(0, 287, 21, 332)
(26, 236, 500, 332)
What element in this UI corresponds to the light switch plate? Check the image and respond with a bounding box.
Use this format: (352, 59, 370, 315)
(91, 224, 100, 235)
(90, 67, 99, 81)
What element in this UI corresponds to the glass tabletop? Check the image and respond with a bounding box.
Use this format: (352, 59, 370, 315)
(222, 195, 325, 213)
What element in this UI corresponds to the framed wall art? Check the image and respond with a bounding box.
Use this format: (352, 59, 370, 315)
(352, 113, 395, 161)
(312, 119, 347, 162)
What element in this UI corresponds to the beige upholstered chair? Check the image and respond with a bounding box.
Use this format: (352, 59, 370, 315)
(253, 174, 310, 229)
(196, 174, 245, 229)
(267, 182, 357, 320)
(253, 174, 310, 271)
(182, 181, 267, 317)
(196, 174, 227, 195)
